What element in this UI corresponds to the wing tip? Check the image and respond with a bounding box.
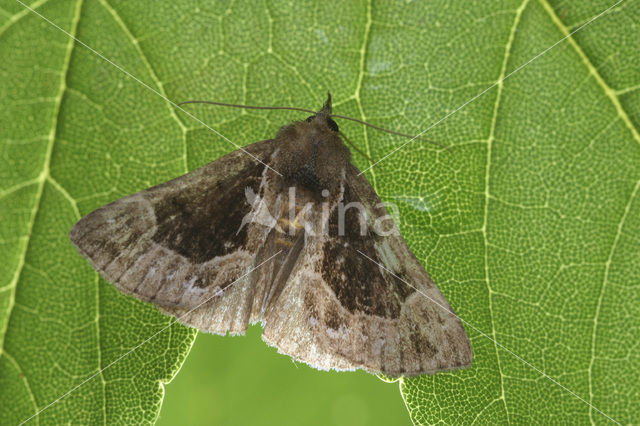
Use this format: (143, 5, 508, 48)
(68, 216, 86, 250)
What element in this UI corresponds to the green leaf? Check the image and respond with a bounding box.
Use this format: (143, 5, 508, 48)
(1, 0, 638, 425)
(0, 0, 198, 424)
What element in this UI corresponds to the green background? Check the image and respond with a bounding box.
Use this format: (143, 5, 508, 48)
(157, 327, 411, 426)
(1, 0, 639, 424)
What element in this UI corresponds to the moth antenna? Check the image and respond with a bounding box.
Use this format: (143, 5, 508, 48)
(329, 113, 452, 152)
(339, 130, 374, 163)
(177, 100, 317, 115)
(179, 99, 451, 151)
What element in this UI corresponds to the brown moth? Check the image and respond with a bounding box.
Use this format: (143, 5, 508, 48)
(69, 94, 472, 377)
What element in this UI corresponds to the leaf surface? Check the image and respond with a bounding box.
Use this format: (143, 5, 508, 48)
(0, 0, 638, 424)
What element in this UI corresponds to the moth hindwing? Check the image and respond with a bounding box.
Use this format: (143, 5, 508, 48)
(70, 94, 472, 377)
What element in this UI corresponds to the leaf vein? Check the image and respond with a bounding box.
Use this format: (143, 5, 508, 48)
(483, 1, 531, 423)
(98, 0, 189, 174)
(588, 178, 640, 424)
(2, 350, 39, 422)
(353, 0, 377, 191)
(0, 0, 49, 38)
(539, 0, 640, 145)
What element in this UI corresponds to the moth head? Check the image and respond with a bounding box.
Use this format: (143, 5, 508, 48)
(273, 94, 350, 196)
(304, 92, 339, 133)
(305, 115, 339, 133)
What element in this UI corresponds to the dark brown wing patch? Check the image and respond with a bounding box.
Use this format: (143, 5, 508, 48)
(320, 185, 415, 319)
(151, 159, 264, 264)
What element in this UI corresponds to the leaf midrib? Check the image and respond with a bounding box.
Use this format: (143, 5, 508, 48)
(0, 0, 86, 420)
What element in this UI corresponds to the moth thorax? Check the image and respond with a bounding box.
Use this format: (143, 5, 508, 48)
(273, 118, 349, 195)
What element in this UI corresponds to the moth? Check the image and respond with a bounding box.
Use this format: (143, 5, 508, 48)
(69, 94, 472, 377)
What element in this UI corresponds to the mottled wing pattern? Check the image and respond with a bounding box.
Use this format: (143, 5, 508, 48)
(70, 140, 276, 334)
(262, 164, 472, 377)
